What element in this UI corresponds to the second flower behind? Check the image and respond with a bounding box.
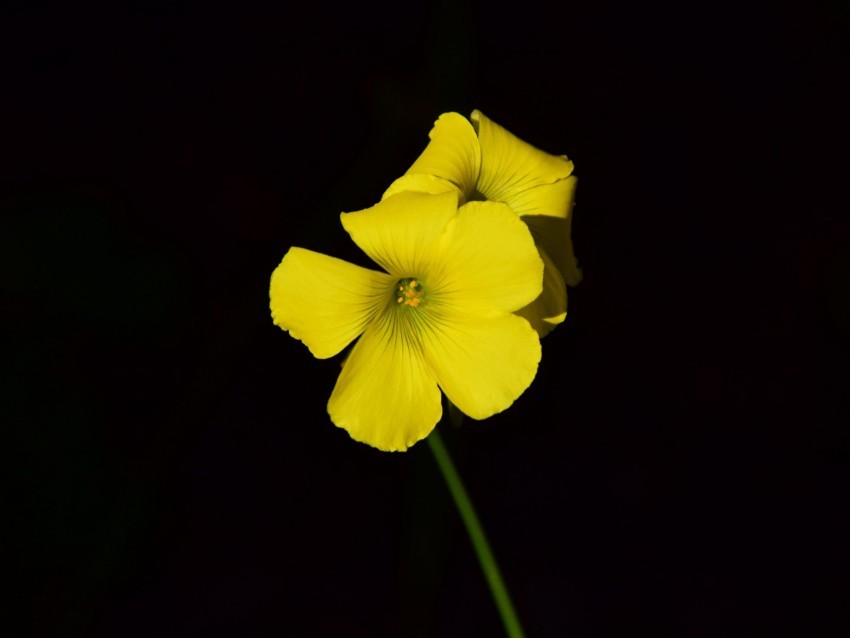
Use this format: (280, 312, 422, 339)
(384, 110, 580, 337)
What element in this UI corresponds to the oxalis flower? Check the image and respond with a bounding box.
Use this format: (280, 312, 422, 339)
(384, 110, 580, 337)
(269, 190, 544, 452)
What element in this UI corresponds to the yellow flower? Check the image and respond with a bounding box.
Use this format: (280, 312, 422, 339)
(269, 191, 544, 452)
(384, 110, 580, 337)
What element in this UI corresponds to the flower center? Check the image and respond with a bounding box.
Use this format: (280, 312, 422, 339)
(395, 278, 425, 308)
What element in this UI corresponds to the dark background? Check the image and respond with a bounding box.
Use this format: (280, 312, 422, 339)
(4, 0, 849, 636)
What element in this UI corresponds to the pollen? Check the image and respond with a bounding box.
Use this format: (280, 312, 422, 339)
(395, 277, 425, 308)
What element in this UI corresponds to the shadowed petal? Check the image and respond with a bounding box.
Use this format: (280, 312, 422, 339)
(472, 110, 574, 203)
(341, 191, 458, 278)
(523, 213, 583, 287)
(422, 314, 541, 420)
(428, 200, 543, 315)
(328, 313, 442, 452)
(515, 245, 567, 337)
(270, 247, 393, 359)
(405, 112, 481, 199)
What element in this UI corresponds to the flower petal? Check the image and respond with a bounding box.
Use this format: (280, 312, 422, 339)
(382, 173, 459, 201)
(405, 112, 481, 200)
(504, 175, 577, 219)
(522, 212, 583, 287)
(270, 247, 393, 359)
(422, 313, 541, 420)
(427, 200, 543, 315)
(471, 109, 574, 203)
(515, 245, 567, 337)
(341, 191, 458, 278)
(327, 313, 442, 452)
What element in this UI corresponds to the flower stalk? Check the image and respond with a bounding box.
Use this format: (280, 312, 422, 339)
(427, 428, 525, 638)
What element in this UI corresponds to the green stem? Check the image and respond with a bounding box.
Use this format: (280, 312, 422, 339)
(427, 428, 525, 638)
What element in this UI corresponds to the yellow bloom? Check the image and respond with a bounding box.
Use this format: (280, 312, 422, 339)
(384, 110, 580, 337)
(269, 191, 544, 452)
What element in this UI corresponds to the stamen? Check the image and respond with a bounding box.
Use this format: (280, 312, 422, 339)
(394, 277, 426, 308)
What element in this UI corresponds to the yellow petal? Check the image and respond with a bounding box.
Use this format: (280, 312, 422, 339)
(429, 200, 543, 315)
(270, 247, 393, 359)
(504, 174, 577, 220)
(382, 173, 459, 201)
(522, 211, 583, 287)
(405, 112, 481, 200)
(327, 314, 442, 452)
(471, 109, 574, 203)
(341, 191, 458, 278)
(422, 313, 541, 420)
(515, 246, 567, 337)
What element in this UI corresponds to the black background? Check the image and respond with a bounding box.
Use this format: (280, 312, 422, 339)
(4, 0, 849, 636)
